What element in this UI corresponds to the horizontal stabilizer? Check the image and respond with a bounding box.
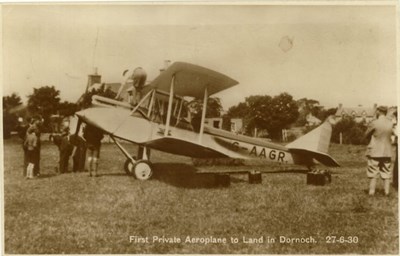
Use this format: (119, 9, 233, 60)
(288, 148, 340, 167)
(287, 116, 339, 167)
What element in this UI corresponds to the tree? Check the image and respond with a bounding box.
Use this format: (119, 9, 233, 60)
(58, 101, 78, 117)
(223, 93, 299, 140)
(3, 93, 23, 138)
(27, 86, 61, 130)
(188, 97, 223, 132)
(222, 102, 251, 132)
(188, 97, 223, 118)
(331, 116, 368, 145)
(226, 102, 250, 118)
(246, 93, 299, 140)
(3, 93, 22, 109)
(295, 98, 322, 126)
(78, 84, 117, 109)
(317, 107, 338, 121)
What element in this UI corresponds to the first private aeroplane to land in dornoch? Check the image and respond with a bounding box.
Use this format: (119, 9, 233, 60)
(75, 61, 340, 180)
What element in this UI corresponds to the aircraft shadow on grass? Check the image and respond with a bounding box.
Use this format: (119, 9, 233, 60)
(150, 163, 314, 188)
(150, 163, 243, 188)
(99, 173, 127, 177)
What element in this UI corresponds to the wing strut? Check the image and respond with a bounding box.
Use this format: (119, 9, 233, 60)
(164, 75, 175, 136)
(147, 89, 156, 118)
(110, 135, 136, 164)
(129, 89, 153, 116)
(198, 86, 208, 144)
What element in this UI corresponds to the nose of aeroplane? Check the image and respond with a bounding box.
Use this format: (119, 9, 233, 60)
(76, 106, 152, 143)
(75, 106, 129, 134)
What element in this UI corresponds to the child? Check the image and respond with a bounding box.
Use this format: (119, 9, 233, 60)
(24, 127, 37, 179)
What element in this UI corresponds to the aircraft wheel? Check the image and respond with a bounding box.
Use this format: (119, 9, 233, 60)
(124, 156, 137, 176)
(134, 160, 153, 180)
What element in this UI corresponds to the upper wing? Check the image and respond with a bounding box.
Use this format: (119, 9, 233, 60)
(150, 62, 239, 98)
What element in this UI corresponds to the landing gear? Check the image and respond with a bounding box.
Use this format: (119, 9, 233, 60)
(124, 156, 137, 176)
(111, 137, 153, 180)
(123, 146, 153, 180)
(133, 160, 153, 180)
(125, 158, 153, 180)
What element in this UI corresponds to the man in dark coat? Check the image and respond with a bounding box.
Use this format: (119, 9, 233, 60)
(58, 127, 73, 174)
(70, 133, 87, 172)
(18, 117, 31, 177)
(31, 118, 42, 176)
(83, 124, 104, 177)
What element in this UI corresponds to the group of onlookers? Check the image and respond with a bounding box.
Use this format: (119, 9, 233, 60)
(20, 117, 104, 179)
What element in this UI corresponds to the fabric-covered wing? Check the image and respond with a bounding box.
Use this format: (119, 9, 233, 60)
(144, 137, 229, 158)
(150, 62, 238, 98)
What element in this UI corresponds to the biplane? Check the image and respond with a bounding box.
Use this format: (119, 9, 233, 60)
(75, 62, 339, 180)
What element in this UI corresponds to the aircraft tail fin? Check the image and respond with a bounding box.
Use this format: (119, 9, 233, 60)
(287, 116, 340, 167)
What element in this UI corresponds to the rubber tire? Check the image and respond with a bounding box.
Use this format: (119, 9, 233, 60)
(134, 160, 153, 180)
(124, 156, 137, 176)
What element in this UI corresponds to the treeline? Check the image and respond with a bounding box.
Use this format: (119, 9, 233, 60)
(3, 87, 371, 145)
(2, 84, 115, 137)
(222, 93, 371, 145)
(331, 117, 368, 145)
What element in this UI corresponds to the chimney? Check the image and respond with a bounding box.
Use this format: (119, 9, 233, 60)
(86, 67, 101, 93)
(373, 103, 377, 110)
(338, 103, 343, 109)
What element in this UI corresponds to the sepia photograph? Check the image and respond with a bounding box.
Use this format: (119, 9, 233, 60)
(1, 1, 398, 254)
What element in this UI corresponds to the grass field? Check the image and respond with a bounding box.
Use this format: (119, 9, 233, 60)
(3, 136, 399, 254)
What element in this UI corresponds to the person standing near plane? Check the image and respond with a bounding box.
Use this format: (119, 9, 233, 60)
(70, 130, 87, 173)
(391, 109, 398, 190)
(19, 117, 31, 177)
(365, 106, 395, 196)
(83, 124, 104, 177)
(58, 127, 73, 174)
(115, 67, 147, 105)
(24, 126, 38, 179)
(31, 117, 42, 177)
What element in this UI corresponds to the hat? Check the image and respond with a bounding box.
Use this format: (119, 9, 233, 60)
(377, 106, 388, 114)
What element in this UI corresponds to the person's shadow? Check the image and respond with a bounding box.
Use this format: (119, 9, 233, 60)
(36, 173, 58, 179)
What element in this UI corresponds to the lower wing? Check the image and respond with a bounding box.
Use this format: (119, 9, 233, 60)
(144, 137, 229, 159)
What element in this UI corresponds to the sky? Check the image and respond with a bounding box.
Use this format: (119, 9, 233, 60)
(1, 3, 398, 110)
